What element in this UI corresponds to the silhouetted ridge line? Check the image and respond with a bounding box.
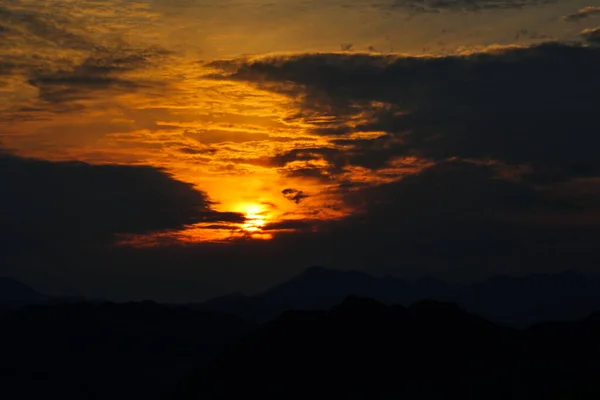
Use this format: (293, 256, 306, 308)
(197, 267, 600, 327)
(0, 277, 49, 307)
(172, 296, 600, 400)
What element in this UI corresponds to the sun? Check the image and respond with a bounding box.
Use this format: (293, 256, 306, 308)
(242, 204, 267, 232)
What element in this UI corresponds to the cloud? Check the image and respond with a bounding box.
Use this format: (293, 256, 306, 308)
(272, 160, 568, 238)
(562, 6, 600, 22)
(26, 46, 171, 106)
(260, 135, 411, 177)
(282, 167, 335, 182)
(0, 151, 244, 251)
(184, 129, 271, 145)
(211, 43, 600, 181)
(177, 146, 218, 156)
(257, 159, 590, 280)
(282, 188, 309, 204)
(382, 0, 557, 13)
(0, 4, 94, 51)
(0, 1, 172, 121)
(581, 27, 600, 44)
(2, 156, 595, 302)
(343, 160, 565, 221)
(262, 219, 319, 231)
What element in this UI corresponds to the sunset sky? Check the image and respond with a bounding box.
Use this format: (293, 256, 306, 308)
(2, 0, 600, 301)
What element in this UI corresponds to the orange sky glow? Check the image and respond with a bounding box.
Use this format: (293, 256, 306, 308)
(2, 0, 598, 245)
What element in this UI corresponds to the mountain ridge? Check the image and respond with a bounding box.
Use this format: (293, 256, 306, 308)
(0, 277, 50, 307)
(172, 295, 600, 400)
(196, 267, 600, 327)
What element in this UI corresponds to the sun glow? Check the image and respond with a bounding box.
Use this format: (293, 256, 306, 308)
(242, 204, 268, 233)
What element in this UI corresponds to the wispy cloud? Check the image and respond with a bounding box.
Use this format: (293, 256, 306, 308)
(562, 6, 600, 22)
(581, 26, 600, 44)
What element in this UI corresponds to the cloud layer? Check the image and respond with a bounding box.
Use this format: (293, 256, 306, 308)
(212, 43, 600, 183)
(562, 6, 600, 22)
(3, 0, 600, 300)
(582, 26, 600, 44)
(0, 152, 244, 249)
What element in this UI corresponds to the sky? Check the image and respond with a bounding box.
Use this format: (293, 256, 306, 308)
(1, 0, 600, 301)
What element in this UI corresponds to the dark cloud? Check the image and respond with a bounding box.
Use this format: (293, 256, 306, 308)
(257, 147, 342, 179)
(273, 160, 567, 238)
(267, 148, 338, 167)
(27, 46, 170, 106)
(198, 224, 240, 230)
(282, 167, 334, 182)
(263, 135, 409, 175)
(581, 27, 600, 44)
(0, 5, 94, 50)
(262, 219, 319, 231)
(212, 43, 600, 181)
(562, 6, 600, 22)
(260, 160, 589, 282)
(343, 160, 569, 221)
(0, 152, 244, 251)
(282, 188, 309, 204)
(177, 146, 218, 155)
(360, 0, 559, 14)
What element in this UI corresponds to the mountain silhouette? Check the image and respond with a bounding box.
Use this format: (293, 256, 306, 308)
(4, 282, 600, 399)
(0, 277, 49, 308)
(197, 267, 600, 327)
(172, 296, 600, 400)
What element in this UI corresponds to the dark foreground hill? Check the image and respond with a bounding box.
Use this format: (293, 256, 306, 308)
(0, 302, 255, 400)
(197, 267, 600, 327)
(173, 296, 600, 400)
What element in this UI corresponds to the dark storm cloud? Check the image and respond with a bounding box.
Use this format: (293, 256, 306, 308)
(212, 43, 600, 180)
(0, 152, 244, 249)
(562, 6, 600, 22)
(581, 27, 600, 44)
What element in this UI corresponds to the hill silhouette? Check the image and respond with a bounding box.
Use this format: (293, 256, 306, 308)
(196, 267, 600, 326)
(172, 296, 600, 400)
(3, 288, 600, 399)
(0, 277, 50, 308)
(0, 301, 255, 400)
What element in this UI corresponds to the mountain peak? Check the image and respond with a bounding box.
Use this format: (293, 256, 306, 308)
(0, 277, 49, 307)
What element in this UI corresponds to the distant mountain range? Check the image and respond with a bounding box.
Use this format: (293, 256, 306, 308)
(4, 272, 600, 399)
(5, 267, 600, 327)
(0, 277, 93, 312)
(195, 266, 600, 327)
